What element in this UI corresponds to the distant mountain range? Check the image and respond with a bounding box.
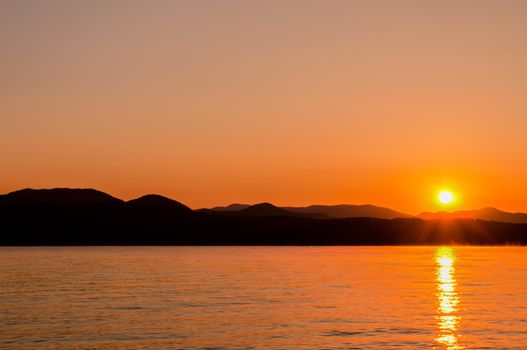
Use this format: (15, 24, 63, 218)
(201, 203, 327, 219)
(210, 204, 251, 211)
(208, 202, 527, 223)
(418, 207, 527, 224)
(205, 203, 411, 220)
(2, 188, 527, 245)
(284, 204, 411, 219)
(2, 188, 526, 223)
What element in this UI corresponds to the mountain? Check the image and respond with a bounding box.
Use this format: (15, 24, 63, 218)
(238, 203, 326, 218)
(239, 203, 297, 217)
(282, 204, 411, 219)
(0, 188, 123, 207)
(210, 203, 251, 211)
(127, 194, 193, 214)
(1, 188, 527, 245)
(418, 207, 527, 223)
(207, 203, 410, 219)
(211, 202, 328, 219)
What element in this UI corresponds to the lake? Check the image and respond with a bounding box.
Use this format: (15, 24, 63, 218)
(1, 246, 527, 349)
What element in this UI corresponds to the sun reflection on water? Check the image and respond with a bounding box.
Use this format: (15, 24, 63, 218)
(435, 247, 463, 349)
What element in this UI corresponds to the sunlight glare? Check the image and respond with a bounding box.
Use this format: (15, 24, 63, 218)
(435, 247, 463, 349)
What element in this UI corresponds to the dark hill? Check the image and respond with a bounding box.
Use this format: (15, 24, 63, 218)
(2, 187, 527, 245)
(206, 203, 410, 219)
(211, 203, 251, 211)
(0, 188, 123, 207)
(239, 203, 292, 217)
(124, 195, 196, 237)
(418, 207, 527, 224)
(235, 203, 327, 219)
(202, 202, 326, 218)
(282, 204, 411, 219)
(127, 194, 193, 214)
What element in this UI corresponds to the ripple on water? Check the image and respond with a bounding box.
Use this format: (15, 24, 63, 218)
(2, 246, 527, 349)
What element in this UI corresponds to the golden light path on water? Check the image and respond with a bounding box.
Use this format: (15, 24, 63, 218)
(436, 247, 462, 349)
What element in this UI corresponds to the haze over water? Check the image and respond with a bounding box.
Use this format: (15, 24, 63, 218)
(1, 246, 527, 349)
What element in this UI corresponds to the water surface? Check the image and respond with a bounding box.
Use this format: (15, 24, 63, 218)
(1, 246, 527, 349)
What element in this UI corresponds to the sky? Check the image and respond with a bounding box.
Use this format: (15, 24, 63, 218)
(2, 0, 527, 214)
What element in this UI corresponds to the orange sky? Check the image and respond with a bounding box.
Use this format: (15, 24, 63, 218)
(2, 1, 527, 214)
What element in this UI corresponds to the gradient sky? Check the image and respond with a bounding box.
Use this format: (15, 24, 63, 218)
(2, 0, 527, 213)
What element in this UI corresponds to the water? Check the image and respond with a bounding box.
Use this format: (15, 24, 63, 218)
(1, 246, 527, 349)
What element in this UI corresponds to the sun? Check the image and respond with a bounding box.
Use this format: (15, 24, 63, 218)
(438, 190, 454, 205)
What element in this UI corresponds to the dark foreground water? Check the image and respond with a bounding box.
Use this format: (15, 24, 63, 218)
(1, 246, 527, 349)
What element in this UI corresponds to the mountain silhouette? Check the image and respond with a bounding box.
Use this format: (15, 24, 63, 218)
(2, 188, 527, 245)
(0, 188, 123, 206)
(210, 203, 251, 211)
(207, 203, 409, 219)
(418, 207, 527, 223)
(201, 202, 328, 219)
(236, 203, 327, 219)
(127, 194, 193, 214)
(240, 202, 291, 216)
(282, 204, 411, 219)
